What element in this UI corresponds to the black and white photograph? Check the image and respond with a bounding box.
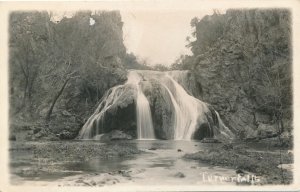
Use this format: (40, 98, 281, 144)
(0, 0, 299, 191)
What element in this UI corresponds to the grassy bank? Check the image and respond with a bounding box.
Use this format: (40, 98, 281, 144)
(184, 143, 293, 185)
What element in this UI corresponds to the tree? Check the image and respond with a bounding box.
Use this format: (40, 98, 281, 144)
(9, 11, 51, 116)
(152, 64, 169, 71)
(45, 71, 79, 122)
(190, 17, 199, 28)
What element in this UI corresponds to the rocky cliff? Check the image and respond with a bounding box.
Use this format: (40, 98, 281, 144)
(185, 9, 292, 140)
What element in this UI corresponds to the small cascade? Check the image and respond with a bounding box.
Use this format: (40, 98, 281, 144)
(78, 70, 233, 140)
(78, 85, 123, 139)
(136, 88, 155, 139)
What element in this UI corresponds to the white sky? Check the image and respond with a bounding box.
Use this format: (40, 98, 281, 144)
(51, 9, 225, 66)
(121, 10, 220, 66)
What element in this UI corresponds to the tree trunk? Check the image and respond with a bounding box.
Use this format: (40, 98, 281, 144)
(14, 76, 28, 115)
(28, 74, 36, 117)
(45, 78, 70, 122)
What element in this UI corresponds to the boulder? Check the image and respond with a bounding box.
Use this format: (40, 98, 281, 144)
(236, 169, 245, 174)
(9, 135, 16, 141)
(174, 172, 185, 178)
(280, 131, 292, 140)
(110, 130, 133, 140)
(58, 130, 74, 140)
(93, 130, 133, 141)
(201, 138, 222, 143)
(257, 123, 278, 138)
(255, 112, 271, 124)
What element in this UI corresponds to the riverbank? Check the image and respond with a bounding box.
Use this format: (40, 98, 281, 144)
(184, 142, 293, 185)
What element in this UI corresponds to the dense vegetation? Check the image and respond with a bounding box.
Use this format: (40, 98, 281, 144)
(9, 11, 145, 140)
(172, 9, 292, 141)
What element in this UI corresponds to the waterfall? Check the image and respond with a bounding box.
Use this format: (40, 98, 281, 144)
(127, 71, 155, 139)
(78, 70, 233, 140)
(161, 73, 210, 140)
(77, 85, 123, 139)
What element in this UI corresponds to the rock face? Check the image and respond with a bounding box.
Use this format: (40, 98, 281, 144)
(184, 9, 292, 139)
(144, 81, 175, 139)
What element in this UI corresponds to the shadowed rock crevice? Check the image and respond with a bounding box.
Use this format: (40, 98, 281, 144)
(101, 102, 137, 138)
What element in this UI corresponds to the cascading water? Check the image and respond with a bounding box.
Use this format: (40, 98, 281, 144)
(78, 70, 233, 140)
(162, 74, 210, 140)
(127, 71, 155, 139)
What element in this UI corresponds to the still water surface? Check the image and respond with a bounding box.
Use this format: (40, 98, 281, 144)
(10, 140, 241, 185)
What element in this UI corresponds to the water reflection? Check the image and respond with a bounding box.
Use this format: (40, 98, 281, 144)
(123, 139, 220, 152)
(10, 140, 228, 184)
(63, 157, 132, 173)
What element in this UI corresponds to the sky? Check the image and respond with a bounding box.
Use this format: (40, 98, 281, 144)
(120, 10, 220, 66)
(51, 9, 224, 66)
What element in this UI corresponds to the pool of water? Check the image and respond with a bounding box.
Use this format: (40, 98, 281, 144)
(10, 140, 240, 185)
